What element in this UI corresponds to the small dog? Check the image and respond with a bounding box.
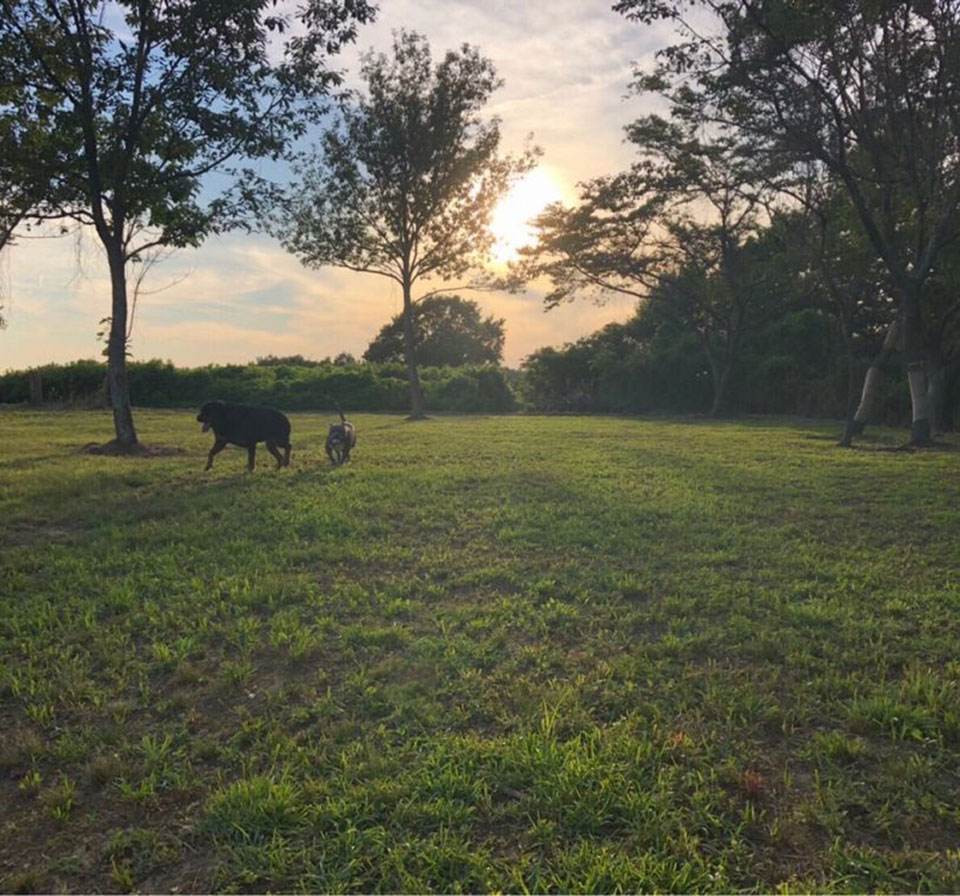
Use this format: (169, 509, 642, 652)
(196, 400, 291, 471)
(325, 407, 356, 466)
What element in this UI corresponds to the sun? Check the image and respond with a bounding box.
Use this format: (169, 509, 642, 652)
(489, 168, 566, 265)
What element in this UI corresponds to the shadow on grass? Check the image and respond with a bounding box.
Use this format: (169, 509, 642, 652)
(1, 452, 345, 543)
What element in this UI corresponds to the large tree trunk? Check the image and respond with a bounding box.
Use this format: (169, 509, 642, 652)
(840, 316, 900, 446)
(708, 358, 731, 417)
(817, 229, 859, 423)
(843, 340, 859, 424)
(105, 244, 138, 446)
(907, 361, 932, 445)
(925, 357, 945, 435)
(833, 300, 859, 424)
(902, 288, 933, 447)
(400, 282, 426, 420)
(698, 332, 728, 418)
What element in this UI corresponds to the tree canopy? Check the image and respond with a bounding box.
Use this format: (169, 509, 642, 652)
(615, 0, 960, 443)
(0, 0, 374, 444)
(280, 29, 535, 417)
(364, 295, 505, 367)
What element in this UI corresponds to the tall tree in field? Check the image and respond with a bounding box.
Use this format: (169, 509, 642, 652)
(616, 0, 960, 445)
(518, 126, 780, 416)
(0, 0, 374, 448)
(280, 30, 536, 418)
(782, 172, 892, 426)
(363, 294, 505, 367)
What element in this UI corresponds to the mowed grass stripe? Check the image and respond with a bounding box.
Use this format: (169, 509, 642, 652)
(2, 408, 960, 892)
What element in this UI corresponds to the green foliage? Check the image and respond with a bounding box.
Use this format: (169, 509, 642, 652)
(615, 0, 960, 441)
(282, 30, 529, 286)
(0, 359, 518, 413)
(0, 0, 375, 245)
(520, 304, 845, 418)
(280, 30, 536, 415)
(364, 295, 506, 366)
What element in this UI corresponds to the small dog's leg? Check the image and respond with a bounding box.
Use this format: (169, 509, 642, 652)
(282, 443, 291, 467)
(205, 439, 227, 470)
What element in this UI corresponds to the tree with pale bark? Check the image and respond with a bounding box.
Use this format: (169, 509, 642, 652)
(0, 0, 374, 448)
(616, 0, 960, 446)
(279, 30, 536, 419)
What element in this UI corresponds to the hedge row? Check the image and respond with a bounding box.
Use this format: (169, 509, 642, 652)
(0, 359, 518, 413)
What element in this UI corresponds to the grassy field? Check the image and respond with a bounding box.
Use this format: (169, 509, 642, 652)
(2, 407, 960, 893)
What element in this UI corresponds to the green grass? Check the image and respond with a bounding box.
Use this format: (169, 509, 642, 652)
(2, 407, 960, 893)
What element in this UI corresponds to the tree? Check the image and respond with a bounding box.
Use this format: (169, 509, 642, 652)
(521, 315, 658, 413)
(280, 30, 536, 418)
(0, 0, 374, 447)
(616, 0, 960, 445)
(518, 124, 782, 416)
(778, 175, 893, 426)
(363, 294, 505, 367)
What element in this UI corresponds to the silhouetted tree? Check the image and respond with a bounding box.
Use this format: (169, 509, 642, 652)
(280, 30, 536, 418)
(617, 0, 960, 445)
(519, 125, 781, 415)
(0, 0, 374, 447)
(364, 295, 505, 367)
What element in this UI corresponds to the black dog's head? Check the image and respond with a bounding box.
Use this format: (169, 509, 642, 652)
(197, 400, 226, 433)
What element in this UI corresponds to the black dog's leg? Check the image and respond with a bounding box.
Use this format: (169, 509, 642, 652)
(247, 444, 257, 472)
(205, 439, 227, 470)
(266, 441, 284, 469)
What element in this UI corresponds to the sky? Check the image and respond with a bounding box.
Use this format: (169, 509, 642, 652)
(0, 0, 673, 372)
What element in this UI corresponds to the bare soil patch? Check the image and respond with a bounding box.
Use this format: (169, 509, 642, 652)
(80, 441, 187, 457)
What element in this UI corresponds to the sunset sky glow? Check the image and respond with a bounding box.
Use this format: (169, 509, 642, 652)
(0, 1, 669, 371)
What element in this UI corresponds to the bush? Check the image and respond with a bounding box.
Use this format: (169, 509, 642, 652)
(0, 359, 518, 414)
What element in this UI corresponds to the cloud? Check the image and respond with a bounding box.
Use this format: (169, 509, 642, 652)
(2, 0, 658, 373)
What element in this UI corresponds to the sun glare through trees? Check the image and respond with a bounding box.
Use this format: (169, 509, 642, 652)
(489, 168, 566, 264)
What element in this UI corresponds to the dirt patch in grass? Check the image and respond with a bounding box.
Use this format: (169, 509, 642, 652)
(80, 441, 187, 457)
(6, 522, 81, 547)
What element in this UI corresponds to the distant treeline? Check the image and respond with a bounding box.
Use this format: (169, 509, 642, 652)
(520, 306, 946, 427)
(6, 313, 956, 424)
(0, 359, 518, 413)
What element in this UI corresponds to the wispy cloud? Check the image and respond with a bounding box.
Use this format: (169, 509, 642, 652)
(1, 1, 655, 372)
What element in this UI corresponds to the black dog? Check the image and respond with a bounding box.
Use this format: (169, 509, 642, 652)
(197, 400, 291, 471)
(325, 408, 356, 466)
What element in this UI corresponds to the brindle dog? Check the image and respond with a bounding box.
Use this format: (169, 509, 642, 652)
(325, 407, 356, 466)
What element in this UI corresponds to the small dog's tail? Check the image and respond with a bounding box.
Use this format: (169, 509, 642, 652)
(324, 393, 347, 424)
